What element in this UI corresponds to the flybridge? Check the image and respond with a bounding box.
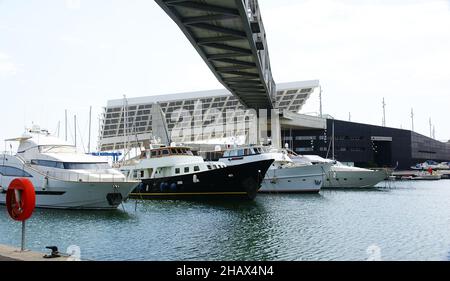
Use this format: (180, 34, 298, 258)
(155, 0, 276, 110)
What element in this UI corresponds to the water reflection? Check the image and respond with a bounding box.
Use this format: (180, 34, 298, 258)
(1, 181, 450, 261)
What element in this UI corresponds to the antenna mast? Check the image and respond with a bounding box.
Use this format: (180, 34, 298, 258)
(319, 86, 323, 118)
(65, 109, 68, 141)
(429, 118, 432, 138)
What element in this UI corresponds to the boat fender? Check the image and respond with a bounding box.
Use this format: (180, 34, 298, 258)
(160, 182, 168, 191)
(42, 176, 48, 191)
(193, 174, 200, 183)
(170, 183, 177, 191)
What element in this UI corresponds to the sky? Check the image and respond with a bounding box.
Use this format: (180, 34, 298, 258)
(0, 0, 449, 152)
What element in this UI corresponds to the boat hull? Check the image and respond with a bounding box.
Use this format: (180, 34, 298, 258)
(0, 177, 138, 210)
(323, 169, 388, 188)
(129, 159, 274, 200)
(260, 164, 328, 193)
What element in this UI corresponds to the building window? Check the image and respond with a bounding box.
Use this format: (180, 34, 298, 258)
(295, 136, 316, 141)
(295, 147, 314, 152)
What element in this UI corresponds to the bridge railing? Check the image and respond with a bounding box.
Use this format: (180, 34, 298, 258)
(242, 0, 276, 102)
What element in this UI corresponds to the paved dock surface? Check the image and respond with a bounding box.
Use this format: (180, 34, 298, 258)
(0, 244, 69, 261)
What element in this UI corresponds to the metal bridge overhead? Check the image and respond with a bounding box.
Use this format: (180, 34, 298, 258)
(155, 0, 276, 110)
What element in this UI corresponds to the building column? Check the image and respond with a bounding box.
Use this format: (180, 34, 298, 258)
(270, 108, 282, 149)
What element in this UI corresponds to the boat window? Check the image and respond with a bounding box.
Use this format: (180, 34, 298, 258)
(151, 150, 157, 157)
(237, 149, 245, 156)
(207, 165, 212, 170)
(184, 167, 189, 173)
(170, 148, 177, 154)
(213, 165, 217, 169)
(63, 162, 110, 170)
(194, 166, 200, 172)
(175, 168, 180, 174)
(132, 170, 138, 179)
(0, 166, 33, 177)
(229, 150, 238, 157)
(249, 148, 256, 155)
(31, 159, 64, 169)
(162, 150, 169, 155)
(140, 170, 144, 178)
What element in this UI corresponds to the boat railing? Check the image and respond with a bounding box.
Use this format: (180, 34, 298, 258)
(41, 170, 127, 183)
(14, 154, 128, 183)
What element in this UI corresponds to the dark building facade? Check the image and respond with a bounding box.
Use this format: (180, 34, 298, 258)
(282, 119, 450, 170)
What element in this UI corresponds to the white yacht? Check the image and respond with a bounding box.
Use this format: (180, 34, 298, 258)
(292, 154, 390, 188)
(0, 127, 139, 209)
(218, 146, 333, 193)
(120, 145, 274, 200)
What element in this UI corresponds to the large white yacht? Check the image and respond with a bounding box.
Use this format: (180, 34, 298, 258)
(0, 127, 139, 209)
(292, 154, 390, 188)
(120, 145, 274, 200)
(218, 146, 333, 193)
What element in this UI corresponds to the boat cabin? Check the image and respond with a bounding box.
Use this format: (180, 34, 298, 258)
(222, 146, 264, 158)
(141, 146, 194, 159)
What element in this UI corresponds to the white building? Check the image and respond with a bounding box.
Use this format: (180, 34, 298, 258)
(98, 80, 322, 151)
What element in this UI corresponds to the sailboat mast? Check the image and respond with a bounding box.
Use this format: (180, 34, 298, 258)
(74, 115, 77, 147)
(88, 106, 92, 153)
(65, 109, 68, 141)
(332, 120, 335, 160)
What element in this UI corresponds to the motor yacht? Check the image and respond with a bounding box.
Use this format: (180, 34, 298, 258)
(0, 126, 139, 209)
(120, 145, 273, 200)
(292, 154, 390, 188)
(218, 146, 332, 193)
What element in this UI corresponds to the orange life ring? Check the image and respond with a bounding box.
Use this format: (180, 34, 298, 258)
(6, 178, 36, 221)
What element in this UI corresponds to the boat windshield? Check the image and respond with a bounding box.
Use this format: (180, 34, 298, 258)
(39, 145, 77, 154)
(223, 147, 262, 157)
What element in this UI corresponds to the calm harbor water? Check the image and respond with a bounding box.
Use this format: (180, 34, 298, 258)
(1, 180, 450, 261)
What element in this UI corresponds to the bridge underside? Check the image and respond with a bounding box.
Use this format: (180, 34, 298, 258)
(155, 0, 275, 110)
